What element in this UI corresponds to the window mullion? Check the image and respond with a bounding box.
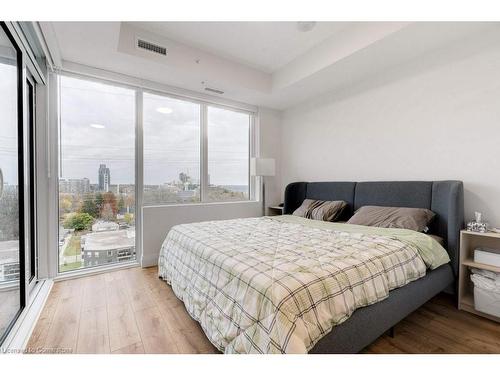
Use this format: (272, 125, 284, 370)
(200, 104, 208, 202)
(136, 89, 144, 267)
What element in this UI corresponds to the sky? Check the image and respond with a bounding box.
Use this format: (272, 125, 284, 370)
(59, 76, 250, 186)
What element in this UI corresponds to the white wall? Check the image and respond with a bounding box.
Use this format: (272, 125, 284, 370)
(281, 28, 500, 227)
(141, 108, 282, 266)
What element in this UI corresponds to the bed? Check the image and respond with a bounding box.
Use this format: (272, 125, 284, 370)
(158, 180, 464, 353)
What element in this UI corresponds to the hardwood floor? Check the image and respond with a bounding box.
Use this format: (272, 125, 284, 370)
(27, 266, 500, 354)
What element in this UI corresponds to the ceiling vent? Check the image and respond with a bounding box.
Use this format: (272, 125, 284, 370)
(137, 38, 167, 56)
(204, 87, 224, 95)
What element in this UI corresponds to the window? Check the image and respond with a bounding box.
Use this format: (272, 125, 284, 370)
(58, 75, 136, 273)
(0, 23, 22, 345)
(207, 106, 250, 202)
(143, 94, 252, 206)
(143, 93, 201, 204)
(55, 72, 254, 275)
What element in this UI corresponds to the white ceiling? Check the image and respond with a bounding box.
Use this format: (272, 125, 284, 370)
(134, 22, 349, 73)
(43, 22, 500, 110)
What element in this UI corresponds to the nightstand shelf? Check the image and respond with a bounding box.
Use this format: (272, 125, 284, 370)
(462, 259, 500, 273)
(458, 230, 500, 323)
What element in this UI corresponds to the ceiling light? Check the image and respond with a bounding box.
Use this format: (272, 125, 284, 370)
(156, 107, 173, 114)
(297, 22, 317, 32)
(90, 123, 105, 129)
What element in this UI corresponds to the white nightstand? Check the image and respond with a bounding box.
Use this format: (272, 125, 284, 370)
(458, 229, 500, 323)
(268, 205, 283, 216)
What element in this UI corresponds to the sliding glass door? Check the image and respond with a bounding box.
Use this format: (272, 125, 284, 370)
(0, 24, 23, 344)
(58, 75, 136, 273)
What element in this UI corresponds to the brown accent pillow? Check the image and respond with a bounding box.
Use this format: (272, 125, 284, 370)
(293, 199, 347, 222)
(346, 205, 435, 232)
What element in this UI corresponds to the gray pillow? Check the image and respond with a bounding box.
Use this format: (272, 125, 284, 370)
(293, 199, 347, 222)
(346, 205, 435, 232)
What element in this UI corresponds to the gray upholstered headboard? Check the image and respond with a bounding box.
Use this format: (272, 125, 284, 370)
(283, 181, 464, 275)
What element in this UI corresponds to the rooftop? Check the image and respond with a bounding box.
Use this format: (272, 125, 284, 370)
(83, 230, 135, 252)
(0, 240, 19, 263)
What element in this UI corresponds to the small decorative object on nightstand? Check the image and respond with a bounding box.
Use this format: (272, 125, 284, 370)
(466, 211, 488, 233)
(458, 229, 500, 323)
(268, 205, 283, 216)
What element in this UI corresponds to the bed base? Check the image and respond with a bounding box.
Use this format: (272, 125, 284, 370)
(309, 264, 454, 353)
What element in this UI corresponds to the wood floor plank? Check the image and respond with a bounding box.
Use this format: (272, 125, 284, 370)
(28, 266, 500, 354)
(134, 306, 178, 353)
(43, 294, 82, 353)
(26, 286, 62, 350)
(106, 279, 130, 307)
(82, 274, 107, 310)
(107, 303, 142, 352)
(111, 341, 145, 354)
(157, 302, 219, 354)
(76, 306, 110, 353)
(128, 287, 155, 312)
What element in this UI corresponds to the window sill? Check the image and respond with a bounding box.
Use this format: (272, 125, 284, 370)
(142, 199, 259, 210)
(55, 260, 140, 281)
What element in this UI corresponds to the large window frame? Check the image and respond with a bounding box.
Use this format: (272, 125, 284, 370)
(142, 88, 255, 207)
(55, 73, 140, 275)
(0, 21, 43, 347)
(52, 70, 257, 277)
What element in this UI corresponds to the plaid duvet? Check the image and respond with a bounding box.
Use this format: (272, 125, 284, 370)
(158, 216, 429, 353)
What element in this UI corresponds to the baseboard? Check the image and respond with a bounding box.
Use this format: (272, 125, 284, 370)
(141, 251, 158, 267)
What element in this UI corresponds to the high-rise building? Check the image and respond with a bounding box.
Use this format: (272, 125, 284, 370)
(98, 164, 111, 192)
(59, 178, 90, 194)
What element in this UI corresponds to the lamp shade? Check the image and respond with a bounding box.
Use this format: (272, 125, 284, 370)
(250, 158, 275, 177)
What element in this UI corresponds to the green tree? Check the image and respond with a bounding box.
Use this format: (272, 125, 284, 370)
(63, 212, 94, 231)
(95, 193, 104, 216)
(124, 213, 134, 225)
(118, 196, 125, 213)
(80, 194, 98, 217)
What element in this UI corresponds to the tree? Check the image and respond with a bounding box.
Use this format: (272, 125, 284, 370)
(80, 194, 98, 217)
(125, 194, 135, 213)
(0, 189, 19, 241)
(102, 192, 118, 216)
(124, 213, 134, 225)
(63, 212, 94, 231)
(95, 192, 104, 215)
(59, 195, 73, 213)
(118, 196, 125, 214)
(101, 203, 115, 221)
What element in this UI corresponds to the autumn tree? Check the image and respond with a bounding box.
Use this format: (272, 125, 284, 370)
(59, 194, 73, 213)
(102, 192, 118, 216)
(101, 203, 115, 221)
